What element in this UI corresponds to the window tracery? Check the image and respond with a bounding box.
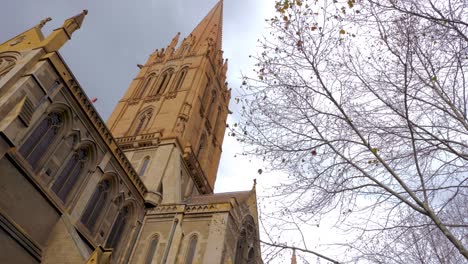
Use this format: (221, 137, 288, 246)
(174, 67, 188, 91)
(107, 206, 130, 249)
(19, 112, 63, 169)
(51, 146, 89, 201)
(234, 217, 258, 264)
(134, 110, 153, 135)
(81, 179, 111, 231)
(150, 69, 174, 96)
(134, 74, 156, 98)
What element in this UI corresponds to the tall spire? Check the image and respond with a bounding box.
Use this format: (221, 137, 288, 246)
(189, 0, 224, 54)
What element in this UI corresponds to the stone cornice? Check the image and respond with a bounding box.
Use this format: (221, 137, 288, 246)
(146, 202, 232, 216)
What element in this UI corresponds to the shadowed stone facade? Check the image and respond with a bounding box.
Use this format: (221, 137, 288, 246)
(0, 1, 261, 263)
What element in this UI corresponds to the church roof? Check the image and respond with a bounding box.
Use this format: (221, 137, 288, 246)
(189, 0, 224, 54)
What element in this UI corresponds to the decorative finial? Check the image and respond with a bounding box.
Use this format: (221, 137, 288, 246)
(65, 9, 88, 30)
(169, 32, 181, 46)
(37, 17, 52, 29)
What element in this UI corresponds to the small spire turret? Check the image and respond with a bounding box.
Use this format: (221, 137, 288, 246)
(0, 10, 87, 53)
(42, 9, 88, 52)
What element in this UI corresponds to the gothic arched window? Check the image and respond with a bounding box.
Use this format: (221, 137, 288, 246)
(19, 112, 63, 169)
(184, 235, 198, 264)
(152, 69, 173, 95)
(134, 74, 156, 98)
(200, 78, 211, 114)
(139, 156, 150, 176)
(107, 206, 129, 249)
(213, 106, 222, 136)
(235, 231, 247, 264)
(81, 180, 111, 231)
(206, 91, 217, 121)
(235, 216, 257, 264)
(197, 133, 207, 158)
(51, 147, 89, 202)
(144, 235, 159, 264)
(174, 67, 188, 91)
(134, 110, 152, 135)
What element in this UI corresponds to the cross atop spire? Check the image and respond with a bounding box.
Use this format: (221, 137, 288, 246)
(188, 0, 224, 54)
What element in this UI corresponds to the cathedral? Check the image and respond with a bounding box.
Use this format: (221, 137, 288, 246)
(0, 1, 262, 263)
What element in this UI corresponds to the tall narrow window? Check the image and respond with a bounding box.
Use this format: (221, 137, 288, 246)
(213, 106, 222, 136)
(81, 180, 111, 231)
(174, 68, 187, 91)
(134, 116, 147, 135)
(139, 156, 150, 176)
(152, 70, 173, 95)
(200, 78, 210, 114)
(206, 91, 216, 121)
(144, 235, 159, 264)
(19, 112, 63, 168)
(134, 74, 155, 98)
(156, 73, 168, 94)
(134, 110, 152, 135)
(107, 206, 129, 249)
(247, 248, 255, 264)
(51, 147, 89, 202)
(184, 235, 198, 264)
(235, 232, 247, 264)
(197, 133, 206, 158)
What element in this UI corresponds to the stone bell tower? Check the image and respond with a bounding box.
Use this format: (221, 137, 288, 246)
(107, 0, 230, 206)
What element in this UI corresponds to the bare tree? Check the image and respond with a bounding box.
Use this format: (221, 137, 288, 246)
(236, 0, 468, 262)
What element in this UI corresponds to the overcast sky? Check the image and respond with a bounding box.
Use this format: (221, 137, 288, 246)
(1, 1, 350, 262)
(0, 0, 276, 193)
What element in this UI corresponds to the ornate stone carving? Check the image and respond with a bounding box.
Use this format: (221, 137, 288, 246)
(174, 116, 187, 134)
(0, 52, 21, 79)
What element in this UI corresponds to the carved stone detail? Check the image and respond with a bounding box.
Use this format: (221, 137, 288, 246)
(0, 51, 21, 78)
